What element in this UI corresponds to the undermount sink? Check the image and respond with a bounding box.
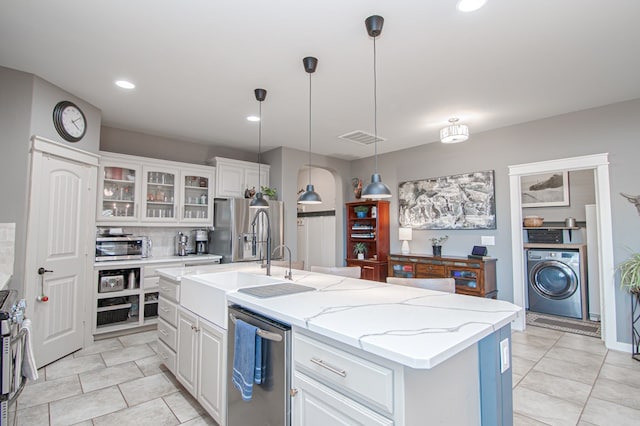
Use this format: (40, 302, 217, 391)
(180, 271, 288, 329)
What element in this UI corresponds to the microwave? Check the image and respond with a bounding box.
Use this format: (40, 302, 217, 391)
(95, 236, 148, 261)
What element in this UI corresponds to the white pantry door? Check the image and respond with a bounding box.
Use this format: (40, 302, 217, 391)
(25, 138, 97, 368)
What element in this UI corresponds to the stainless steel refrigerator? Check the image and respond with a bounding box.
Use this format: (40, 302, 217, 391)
(210, 198, 284, 263)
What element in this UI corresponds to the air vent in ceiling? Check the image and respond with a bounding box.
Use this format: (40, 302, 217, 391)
(338, 130, 387, 146)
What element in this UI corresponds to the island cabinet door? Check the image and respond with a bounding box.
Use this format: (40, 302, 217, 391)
(176, 308, 199, 395)
(197, 318, 226, 425)
(292, 371, 393, 426)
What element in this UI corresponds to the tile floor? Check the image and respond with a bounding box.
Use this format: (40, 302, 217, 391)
(9, 326, 640, 425)
(10, 330, 217, 426)
(512, 325, 640, 425)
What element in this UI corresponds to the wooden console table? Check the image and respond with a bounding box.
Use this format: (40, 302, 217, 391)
(388, 253, 498, 298)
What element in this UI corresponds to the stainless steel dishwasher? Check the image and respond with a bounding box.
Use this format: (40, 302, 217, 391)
(227, 305, 291, 425)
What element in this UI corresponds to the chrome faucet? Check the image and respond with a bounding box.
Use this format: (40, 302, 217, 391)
(251, 208, 271, 276)
(272, 244, 293, 280)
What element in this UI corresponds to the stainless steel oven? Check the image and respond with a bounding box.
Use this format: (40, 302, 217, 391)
(95, 236, 147, 261)
(0, 290, 28, 426)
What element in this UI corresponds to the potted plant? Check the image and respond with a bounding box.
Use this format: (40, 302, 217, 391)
(430, 235, 449, 257)
(354, 205, 369, 218)
(618, 250, 640, 359)
(353, 242, 367, 260)
(618, 251, 640, 293)
(261, 186, 277, 200)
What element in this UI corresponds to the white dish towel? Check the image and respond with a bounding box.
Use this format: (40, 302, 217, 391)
(21, 319, 38, 381)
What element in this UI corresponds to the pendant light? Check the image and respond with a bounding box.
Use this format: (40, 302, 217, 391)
(297, 56, 322, 205)
(361, 15, 392, 199)
(250, 88, 269, 209)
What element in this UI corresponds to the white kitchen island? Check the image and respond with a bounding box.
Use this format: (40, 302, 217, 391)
(161, 263, 521, 425)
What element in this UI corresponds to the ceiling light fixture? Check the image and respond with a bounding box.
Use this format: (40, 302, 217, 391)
(456, 0, 487, 12)
(246, 115, 260, 122)
(115, 80, 135, 89)
(440, 118, 470, 143)
(361, 15, 392, 200)
(298, 56, 322, 205)
(250, 88, 269, 209)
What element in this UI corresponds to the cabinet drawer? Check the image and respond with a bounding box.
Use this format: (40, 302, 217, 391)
(416, 263, 445, 276)
(157, 338, 176, 374)
(144, 276, 160, 289)
(294, 333, 394, 415)
(159, 279, 180, 303)
(157, 317, 177, 349)
(158, 298, 178, 326)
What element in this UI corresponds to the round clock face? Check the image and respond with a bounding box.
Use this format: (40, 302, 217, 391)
(53, 101, 87, 142)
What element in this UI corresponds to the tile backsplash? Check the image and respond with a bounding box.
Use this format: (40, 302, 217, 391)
(0, 223, 16, 276)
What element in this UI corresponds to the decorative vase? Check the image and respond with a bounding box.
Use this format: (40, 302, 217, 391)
(356, 211, 367, 218)
(357, 253, 365, 260)
(432, 245, 442, 257)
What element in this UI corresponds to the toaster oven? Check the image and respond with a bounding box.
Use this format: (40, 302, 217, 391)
(95, 236, 147, 261)
(99, 274, 125, 292)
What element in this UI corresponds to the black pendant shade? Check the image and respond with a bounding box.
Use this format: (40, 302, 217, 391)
(298, 56, 322, 205)
(361, 15, 392, 199)
(250, 88, 269, 209)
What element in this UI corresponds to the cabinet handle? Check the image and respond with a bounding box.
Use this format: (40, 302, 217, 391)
(160, 307, 170, 312)
(310, 358, 347, 377)
(362, 266, 374, 270)
(290, 388, 298, 397)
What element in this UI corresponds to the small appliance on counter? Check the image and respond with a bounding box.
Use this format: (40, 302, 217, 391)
(176, 232, 189, 256)
(193, 229, 209, 255)
(95, 228, 151, 262)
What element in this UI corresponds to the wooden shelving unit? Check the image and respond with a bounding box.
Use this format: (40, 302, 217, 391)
(345, 200, 389, 282)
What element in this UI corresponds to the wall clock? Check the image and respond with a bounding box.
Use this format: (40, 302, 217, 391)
(53, 101, 87, 142)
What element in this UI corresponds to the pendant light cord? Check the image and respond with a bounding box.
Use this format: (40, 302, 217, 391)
(373, 35, 378, 173)
(308, 71, 312, 184)
(258, 101, 262, 190)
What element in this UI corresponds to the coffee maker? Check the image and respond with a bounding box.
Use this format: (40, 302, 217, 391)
(194, 229, 208, 255)
(176, 232, 188, 256)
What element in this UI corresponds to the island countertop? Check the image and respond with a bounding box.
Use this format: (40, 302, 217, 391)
(220, 266, 521, 369)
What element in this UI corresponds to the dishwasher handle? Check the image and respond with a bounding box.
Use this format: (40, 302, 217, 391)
(229, 313, 283, 342)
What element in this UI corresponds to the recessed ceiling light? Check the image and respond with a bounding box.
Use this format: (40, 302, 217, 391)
(456, 0, 487, 12)
(246, 116, 260, 122)
(115, 80, 135, 89)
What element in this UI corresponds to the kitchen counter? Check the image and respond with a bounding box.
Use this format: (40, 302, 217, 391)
(93, 254, 222, 268)
(226, 268, 521, 369)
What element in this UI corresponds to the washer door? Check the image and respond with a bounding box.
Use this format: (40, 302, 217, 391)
(529, 260, 578, 300)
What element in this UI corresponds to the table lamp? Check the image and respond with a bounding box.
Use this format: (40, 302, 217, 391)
(399, 227, 412, 255)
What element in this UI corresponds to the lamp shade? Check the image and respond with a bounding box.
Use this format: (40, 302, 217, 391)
(297, 184, 322, 204)
(249, 192, 269, 209)
(399, 227, 412, 241)
(440, 118, 469, 144)
(362, 173, 392, 199)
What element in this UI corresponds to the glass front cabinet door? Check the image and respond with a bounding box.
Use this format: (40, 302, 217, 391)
(180, 171, 213, 223)
(98, 162, 141, 222)
(142, 167, 178, 222)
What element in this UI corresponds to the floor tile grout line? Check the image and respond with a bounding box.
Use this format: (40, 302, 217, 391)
(575, 350, 608, 424)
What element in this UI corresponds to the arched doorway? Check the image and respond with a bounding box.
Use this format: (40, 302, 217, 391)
(296, 167, 337, 269)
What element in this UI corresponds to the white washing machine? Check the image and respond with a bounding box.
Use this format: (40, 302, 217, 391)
(527, 249, 584, 319)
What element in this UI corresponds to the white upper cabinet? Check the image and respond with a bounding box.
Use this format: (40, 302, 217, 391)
(209, 157, 270, 199)
(97, 152, 215, 227)
(97, 160, 141, 222)
(179, 170, 214, 223)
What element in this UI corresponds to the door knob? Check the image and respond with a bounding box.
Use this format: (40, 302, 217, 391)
(37, 267, 53, 275)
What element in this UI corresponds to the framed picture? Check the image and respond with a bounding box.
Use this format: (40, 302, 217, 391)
(398, 170, 496, 230)
(521, 171, 569, 207)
